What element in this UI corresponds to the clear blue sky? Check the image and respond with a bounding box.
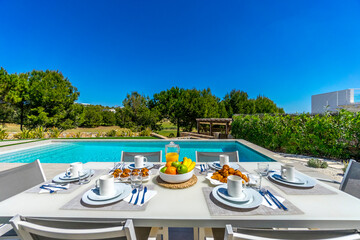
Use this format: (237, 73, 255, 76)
(1, 0, 360, 113)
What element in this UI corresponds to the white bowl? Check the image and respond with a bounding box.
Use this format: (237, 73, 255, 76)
(159, 168, 194, 183)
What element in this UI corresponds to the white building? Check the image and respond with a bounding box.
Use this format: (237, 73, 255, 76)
(311, 89, 360, 114)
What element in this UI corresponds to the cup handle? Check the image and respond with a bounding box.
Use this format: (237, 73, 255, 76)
(281, 169, 287, 179)
(66, 168, 72, 177)
(95, 179, 99, 189)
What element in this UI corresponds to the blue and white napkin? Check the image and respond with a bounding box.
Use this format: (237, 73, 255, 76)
(123, 189, 157, 206)
(39, 183, 70, 194)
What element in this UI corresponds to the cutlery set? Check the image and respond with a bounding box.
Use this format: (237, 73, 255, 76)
(259, 188, 287, 211)
(129, 186, 147, 205)
(200, 164, 209, 173)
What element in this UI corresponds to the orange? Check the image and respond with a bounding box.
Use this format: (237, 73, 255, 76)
(165, 166, 177, 175)
(165, 161, 172, 168)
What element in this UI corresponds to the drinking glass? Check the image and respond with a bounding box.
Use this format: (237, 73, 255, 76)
(75, 171, 90, 185)
(257, 163, 269, 177)
(248, 173, 261, 190)
(130, 171, 142, 189)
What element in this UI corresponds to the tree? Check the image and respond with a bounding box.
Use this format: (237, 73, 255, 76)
(101, 110, 116, 126)
(255, 96, 285, 114)
(25, 70, 80, 129)
(121, 92, 160, 131)
(81, 105, 103, 127)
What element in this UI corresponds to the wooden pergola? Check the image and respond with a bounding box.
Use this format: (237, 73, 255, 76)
(196, 118, 233, 136)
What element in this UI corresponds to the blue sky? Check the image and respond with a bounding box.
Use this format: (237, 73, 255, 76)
(1, 0, 360, 113)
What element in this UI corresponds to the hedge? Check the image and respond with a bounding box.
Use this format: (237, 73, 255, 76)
(231, 110, 360, 160)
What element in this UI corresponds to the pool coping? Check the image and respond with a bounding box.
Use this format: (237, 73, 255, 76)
(0, 138, 288, 163)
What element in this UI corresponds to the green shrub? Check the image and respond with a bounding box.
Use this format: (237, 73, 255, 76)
(116, 128, 133, 137)
(168, 133, 175, 138)
(139, 127, 152, 136)
(32, 127, 45, 138)
(307, 158, 328, 168)
(75, 132, 82, 138)
(15, 129, 34, 139)
(231, 110, 360, 160)
(0, 128, 8, 140)
(106, 129, 117, 137)
(342, 160, 350, 173)
(48, 127, 62, 138)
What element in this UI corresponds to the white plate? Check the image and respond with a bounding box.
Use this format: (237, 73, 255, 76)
(127, 162, 154, 170)
(269, 171, 316, 188)
(205, 172, 249, 186)
(53, 169, 93, 183)
(272, 174, 304, 185)
(59, 169, 89, 180)
(209, 162, 239, 170)
(87, 185, 124, 201)
(212, 185, 262, 209)
(217, 185, 251, 203)
(82, 183, 131, 206)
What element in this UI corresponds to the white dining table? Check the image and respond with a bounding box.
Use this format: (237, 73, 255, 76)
(0, 161, 360, 229)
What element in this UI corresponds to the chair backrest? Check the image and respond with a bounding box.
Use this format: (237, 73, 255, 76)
(10, 215, 137, 240)
(224, 225, 360, 240)
(340, 159, 360, 199)
(195, 151, 239, 163)
(0, 160, 46, 202)
(121, 151, 162, 162)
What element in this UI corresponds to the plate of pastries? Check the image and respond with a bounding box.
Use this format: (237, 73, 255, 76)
(206, 164, 249, 185)
(111, 167, 151, 182)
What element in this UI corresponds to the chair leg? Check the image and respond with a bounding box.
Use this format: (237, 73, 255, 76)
(162, 227, 168, 240)
(194, 227, 199, 240)
(199, 228, 213, 240)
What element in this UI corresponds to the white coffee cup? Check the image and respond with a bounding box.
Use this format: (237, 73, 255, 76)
(281, 164, 295, 182)
(95, 175, 115, 196)
(66, 162, 83, 177)
(134, 155, 147, 168)
(219, 154, 230, 167)
(227, 175, 245, 198)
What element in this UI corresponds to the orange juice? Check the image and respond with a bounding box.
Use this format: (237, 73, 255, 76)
(166, 152, 179, 162)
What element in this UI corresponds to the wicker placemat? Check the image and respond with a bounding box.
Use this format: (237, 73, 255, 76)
(156, 175, 197, 189)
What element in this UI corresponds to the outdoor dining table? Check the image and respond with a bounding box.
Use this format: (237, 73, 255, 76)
(0, 161, 360, 230)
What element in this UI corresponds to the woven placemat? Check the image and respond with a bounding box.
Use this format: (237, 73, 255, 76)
(25, 169, 106, 194)
(61, 184, 155, 211)
(202, 186, 303, 216)
(267, 177, 337, 195)
(156, 175, 197, 189)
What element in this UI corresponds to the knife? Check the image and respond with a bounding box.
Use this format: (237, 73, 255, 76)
(134, 188, 142, 205)
(141, 187, 148, 204)
(267, 190, 288, 211)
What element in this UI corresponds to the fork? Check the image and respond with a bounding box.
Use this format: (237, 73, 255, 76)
(259, 188, 272, 206)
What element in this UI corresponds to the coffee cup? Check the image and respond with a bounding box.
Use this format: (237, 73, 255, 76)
(281, 164, 295, 182)
(219, 154, 230, 167)
(134, 155, 147, 168)
(66, 162, 83, 177)
(227, 175, 245, 198)
(95, 175, 115, 196)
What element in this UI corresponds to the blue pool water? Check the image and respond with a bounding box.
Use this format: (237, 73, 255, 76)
(0, 141, 274, 163)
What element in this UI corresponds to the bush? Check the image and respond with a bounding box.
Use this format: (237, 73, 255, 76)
(139, 128, 152, 136)
(48, 127, 62, 138)
(15, 129, 34, 139)
(116, 128, 133, 137)
(168, 133, 175, 138)
(307, 159, 328, 168)
(0, 127, 8, 140)
(106, 129, 117, 137)
(231, 110, 360, 160)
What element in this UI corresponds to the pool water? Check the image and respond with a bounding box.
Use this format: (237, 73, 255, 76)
(0, 141, 274, 163)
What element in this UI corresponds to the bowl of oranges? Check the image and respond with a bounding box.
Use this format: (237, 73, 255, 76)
(159, 157, 196, 183)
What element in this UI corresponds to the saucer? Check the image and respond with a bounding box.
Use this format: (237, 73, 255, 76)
(59, 169, 89, 180)
(272, 174, 304, 185)
(87, 185, 124, 201)
(212, 185, 262, 209)
(217, 185, 250, 203)
(269, 172, 316, 188)
(53, 169, 93, 183)
(127, 162, 154, 170)
(81, 183, 131, 206)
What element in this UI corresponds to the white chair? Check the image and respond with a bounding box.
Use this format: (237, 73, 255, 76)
(0, 160, 46, 239)
(223, 225, 360, 240)
(121, 151, 162, 162)
(10, 215, 137, 240)
(195, 151, 239, 163)
(195, 151, 239, 240)
(340, 159, 360, 199)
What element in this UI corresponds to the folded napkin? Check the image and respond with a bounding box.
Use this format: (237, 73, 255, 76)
(39, 184, 70, 194)
(123, 189, 157, 206)
(261, 194, 285, 210)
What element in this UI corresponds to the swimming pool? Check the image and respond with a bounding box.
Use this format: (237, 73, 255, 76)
(0, 140, 275, 163)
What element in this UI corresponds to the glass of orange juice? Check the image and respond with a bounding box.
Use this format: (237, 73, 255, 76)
(165, 142, 180, 163)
